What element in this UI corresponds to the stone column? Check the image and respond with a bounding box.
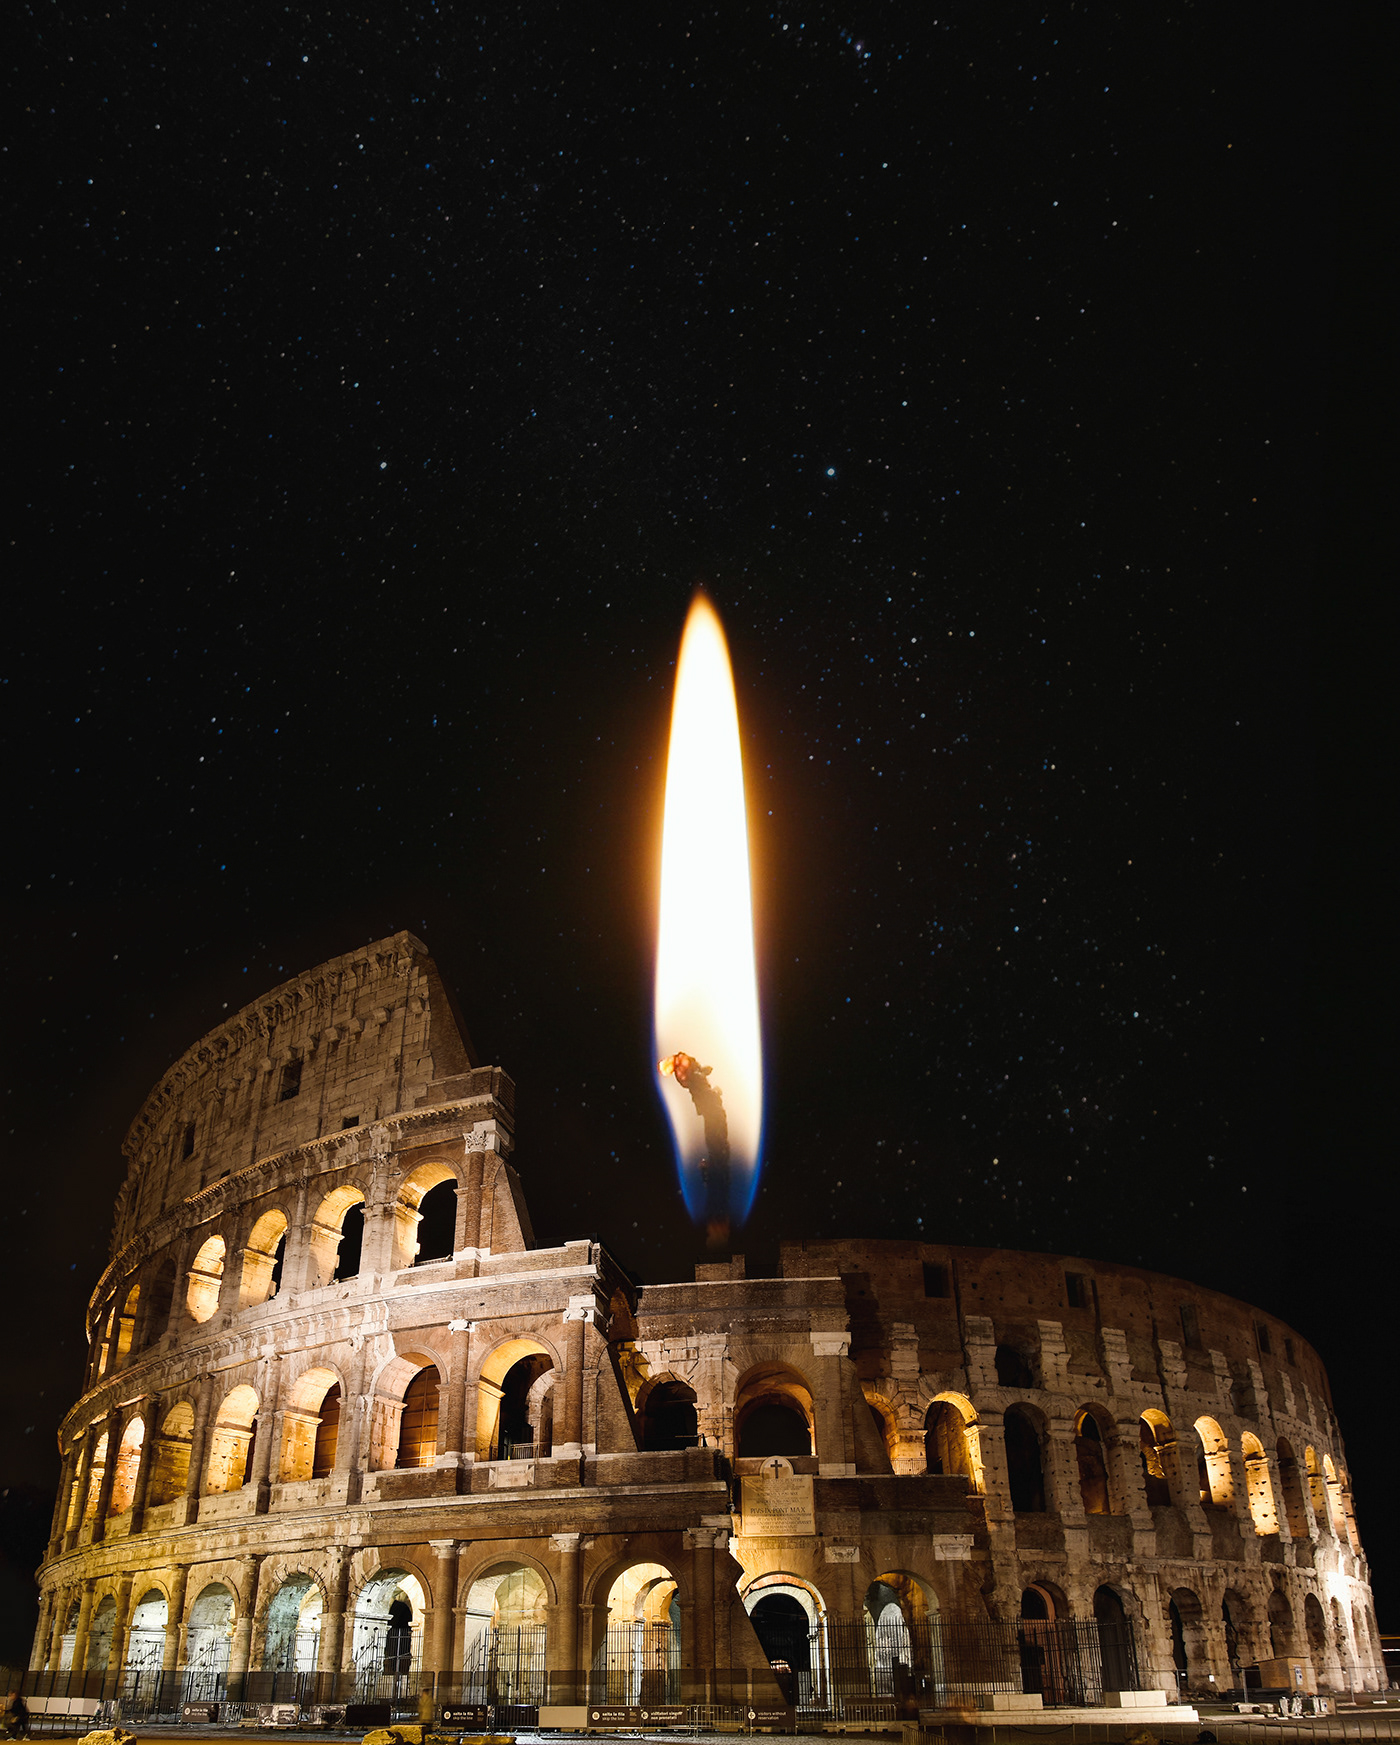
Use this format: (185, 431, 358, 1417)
(427, 1540, 461, 1681)
(163, 1565, 190, 1672)
(685, 1528, 718, 1677)
(47, 1584, 71, 1672)
(66, 1434, 97, 1550)
(70, 1581, 97, 1677)
(550, 1533, 584, 1701)
(129, 1402, 160, 1531)
(335, 1341, 370, 1497)
(49, 1452, 76, 1555)
(557, 1302, 591, 1459)
(1043, 1413, 1085, 1522)
(110, 1574, 135, 1674)
(439, 1322, 473, 1465)
(30, 1589, 54, 1672)
(227, 1555, 264, 1682)
(90, 1409, 123, 1540)
(459, 1151, 486, 1255)
(318, 1550, 351, 1676)
(250, 1358, 282, 1510)
(184, 1375, 217, 1516)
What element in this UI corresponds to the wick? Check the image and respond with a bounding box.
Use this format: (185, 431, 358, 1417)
(659, 1052, 732, 1250)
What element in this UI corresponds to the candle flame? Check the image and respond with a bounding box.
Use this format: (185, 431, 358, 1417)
(654, 596, 763, 1234)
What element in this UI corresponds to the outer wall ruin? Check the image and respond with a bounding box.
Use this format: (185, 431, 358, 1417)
(32, 932, 1385, 1706)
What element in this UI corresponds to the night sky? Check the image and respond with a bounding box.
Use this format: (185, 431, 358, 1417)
(5, 4, 1388, 1659)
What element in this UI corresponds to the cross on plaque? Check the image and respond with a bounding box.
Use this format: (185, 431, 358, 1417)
(761, 1457, 787, 1479)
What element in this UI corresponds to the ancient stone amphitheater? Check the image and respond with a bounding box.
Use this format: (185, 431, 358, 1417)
(27, 933, 1385, 1724)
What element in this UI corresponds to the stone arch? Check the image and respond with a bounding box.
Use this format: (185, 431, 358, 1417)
(148, 1399, 196, 1505)
(1073, 1405, 1114, 1515)
(82, 1431, 109, 1522)
(1267, 1586, 1295, 1656)
(366, 1352, 442, 1470)
(307, 1182, 368, 1288)
(391, 1156, 464, 1270)
(186, 1234, 226, 1324)
(1304, 1592, 1327, 1657)
(866, 1571, 939, 1697)
(1304, 1446, 1331, 1531)
(1221, 1587, 1252, 1674)
(1003, 1404, 1047, 1513)
(1275, 1439, 1310, 1539)
(125, 1587, 168, 1672)
(238, 1207, 289, 1309)
(1139, 1411, 1174, 1507)
(279, 1365, 344, 1482)
(1167, 1587, 1206, 1696)
(108, 1415, 145, 1516)
(350, 1567, 427, 1680)
(473, 1335, 558, 1460)
(460, 1560, 552, 1683)
(114, 1278, 140, 1369)
(1193, 1416, 1234, 1506)
(86, 1593, 119, 1671)
(1093, 1585, 1135, 1693)
(1240, 1432, 1280, 1535)
(864, 1388, 900, 1471)
(590, 1558, 682, 1702)
(636, 1373, 699, 1452)
(142, 1257, 177, 1349)
(186, 1582, 235, 1676)
(204, 1383, 259, 1494)
(743, 1575, 828, 1697)
(259, 1570, 325, 1673)
(734, 1362, 816, 1459)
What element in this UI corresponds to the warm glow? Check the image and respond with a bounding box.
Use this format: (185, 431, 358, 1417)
(655, 595, 763, 1227)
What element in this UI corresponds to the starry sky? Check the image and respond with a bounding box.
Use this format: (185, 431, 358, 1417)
(5, 3, 1389, 1654)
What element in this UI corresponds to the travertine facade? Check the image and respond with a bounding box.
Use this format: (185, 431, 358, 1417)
(32, 933, 1385, 1710)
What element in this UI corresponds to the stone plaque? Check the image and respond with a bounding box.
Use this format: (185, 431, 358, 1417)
(740, 1470, 815, 1537)
(824, 1544, 861, 1563)
(933, 1533, 974, 1560)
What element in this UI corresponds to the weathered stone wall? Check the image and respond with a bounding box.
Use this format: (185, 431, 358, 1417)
(32, 939, 1386, 1704)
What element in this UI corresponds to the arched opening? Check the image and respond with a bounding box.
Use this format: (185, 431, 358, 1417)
(750, 1594, 813, 1705)
(1267, 1589, 1294, 1657)
(279, 1368, 343, 1482)
(639, 1379, 699, 1451)
(86, 1596, 117, 1672)
(414, 1179, 458, 1264)
(56, 1598, 80, 1672)
(1003, 1406, 1046, 1513)
(82, 1433, 109, 1523)
(204, 1385, 259, 1494)
(462, 1564, 549, 1706)
(1167, 1590, 1201, 1698)
(865, 1573, 939, 1708)
(125, 1589, 167, 1673)
(93, 1304, 115, 1380)
(238, 1209, 288, 1309)
(148, 1401, 195, 1506)
(186, 1236, 226, 1324)
(263, 1573, 323, 1673)
(735, 1366, 815, 1459)
(1093, 1587, 1134, 1694)
(1305, 1446, 1330, 1532)
(473, 1338, 555, 1461)
(1304, 1594, 1327, 1659)
(995, 1345, 1034, 1388)
(1017, 1585, 1079, 1705)
(1241, 1433, 1279, 1535)
(1074, 1410, 1111, 1514)
(493, 1353, 554, 1460)
(924, 1400, 974, 1482)
(186, 1583, 235, 1686)
(115, 1281, 140, 1368)
(1222, 1591, 1249, 1683)
(1321, 1455, 1350, 1541)
(397, 1367, 441, 1468)
(306, 1185, 366, 1288)
(351, 1570, 425, 1689)
(1194, 1417, 1233, 1507)
(144, 1260, 175, 1348)
(1275, 1439, 1310, 1540)
(108, 1418, 145, 1516)
(1139, 1413, 1173, 1507)
(597, 1563, 680, 1704)
(391, 1161, 461, 1270)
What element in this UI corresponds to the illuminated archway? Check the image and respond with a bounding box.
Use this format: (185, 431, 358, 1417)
(186, 1236, 226, 1324)
(351, 1569, 425, 1687)
(204, 1385, 259, 1494)
(595, 1562, 681, 1703)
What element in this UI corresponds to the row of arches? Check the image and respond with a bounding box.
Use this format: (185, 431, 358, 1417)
(87, 1151, 500, 1384)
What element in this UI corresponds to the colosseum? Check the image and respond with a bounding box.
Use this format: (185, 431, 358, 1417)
(26, 931, 1385, 1726)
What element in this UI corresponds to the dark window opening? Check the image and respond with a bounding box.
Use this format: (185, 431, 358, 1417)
(269, 1234, 286, 1296)
(1140, 1421, 1172, 1507)
(495, 1353, 552, 1458)
(1065, 1272, 1090, 1309)
(1179, 1303, 1201, 1349)
(383, 1599, 413, 1674)
(333, 1203, 364, 1281)
(279, 1059, 302, 1102)
(145, 1262, 175, 1348)
(922, 1262, 950, 1299)
(750, 1594, 812, 1681)
(181, 1123, 196, 1160)
(925, 1401, 973, 1481)
(341, 1115, 359, 1129)
(1256, 1323, 1272, 1355)
(996, 1344, 1034, 1388)
(312, 1385, 340, 1479)
(1284, 1338, 1295, 1365)
(414, 1179, 457, 1263)
(738, 1402, 811, 1459)
(1075, 1413, 1111, 1514)
(642, 1380, 699, 1451)
(1004, 1406, 1046, 1512)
